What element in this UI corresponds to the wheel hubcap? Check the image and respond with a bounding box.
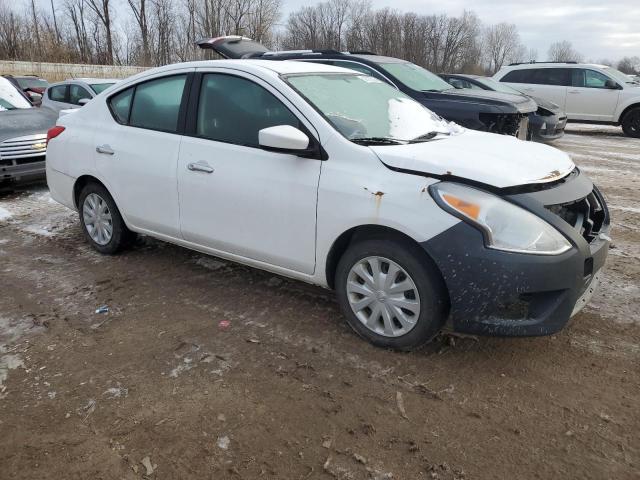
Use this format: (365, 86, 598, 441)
(83, 193, 113, 246)
(346, 256, 421, 337)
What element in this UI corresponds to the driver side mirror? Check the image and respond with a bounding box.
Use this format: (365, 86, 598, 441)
(78, 98, 90, 106)
(604, 79, 620, 90)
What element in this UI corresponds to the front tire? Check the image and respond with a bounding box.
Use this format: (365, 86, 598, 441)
(335, 238, 448, 350)
(78, 183, 134, 254)
(621, 107, 640, 138)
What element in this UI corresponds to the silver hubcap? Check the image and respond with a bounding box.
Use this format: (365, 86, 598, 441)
(83, 193, 113, 246)
(346, 256, 421, 337)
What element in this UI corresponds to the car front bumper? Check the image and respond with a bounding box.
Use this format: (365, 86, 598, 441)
(0, 156, 46, 183)
(421, 169, 610, 336)
(530, 114, 567, 141)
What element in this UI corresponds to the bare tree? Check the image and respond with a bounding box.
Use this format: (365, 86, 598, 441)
(547, 40, 583, 63)
(127, 0, 151, 65)
(617, 56, 640, 75)
(85, 0, 115, 63)
(483, 22, 525, 73)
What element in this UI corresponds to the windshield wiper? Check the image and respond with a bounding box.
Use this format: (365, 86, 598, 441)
(409, 131, 450, 142)
(351, 137, 407, 145)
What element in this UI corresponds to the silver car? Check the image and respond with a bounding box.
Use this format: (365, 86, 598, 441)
(41, 78, 118, 112)
(1, 77, 57, 185)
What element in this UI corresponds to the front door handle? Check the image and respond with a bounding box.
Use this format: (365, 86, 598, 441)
(96, 144, 114, 155)
(568, 90, 580, 94)
(187, 162, 214, 174)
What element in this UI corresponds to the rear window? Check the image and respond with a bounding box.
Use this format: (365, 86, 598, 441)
(501, 68, 570, 86)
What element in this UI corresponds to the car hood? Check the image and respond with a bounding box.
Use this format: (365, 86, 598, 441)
(431, 89, 537, 114)
(369, 130, 575, 189)
(0, 108, 58, 142)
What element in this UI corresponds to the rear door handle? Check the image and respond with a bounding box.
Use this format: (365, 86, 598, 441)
(187, 162, 214, 173)
(96, 144, 114, 155)
(568, 90, 580, 94)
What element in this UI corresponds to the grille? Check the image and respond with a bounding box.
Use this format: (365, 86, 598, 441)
(546, 187, 608, 243)
(0, 134, 47, 161)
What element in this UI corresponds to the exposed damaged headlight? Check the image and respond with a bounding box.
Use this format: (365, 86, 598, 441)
(431, 182, 572, 255)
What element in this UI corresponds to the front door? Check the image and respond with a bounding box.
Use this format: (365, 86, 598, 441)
(177, 70, 322, 274)
(95, 72, 190, 237)
(565, 69, 621, 121)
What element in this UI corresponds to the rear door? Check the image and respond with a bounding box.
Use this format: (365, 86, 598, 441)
(565, 69, 621, 121)
(177, 69, 322, 274)
(94, 71, 192, 237)
(500, 68, 570, 110)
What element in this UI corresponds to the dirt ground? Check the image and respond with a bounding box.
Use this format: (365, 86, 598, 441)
(1, 125, 638, 479)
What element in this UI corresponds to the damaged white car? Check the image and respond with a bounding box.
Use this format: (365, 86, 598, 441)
(46, 60, 610, 349)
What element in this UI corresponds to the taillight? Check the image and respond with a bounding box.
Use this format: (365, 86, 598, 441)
(46, 126, 65, 145)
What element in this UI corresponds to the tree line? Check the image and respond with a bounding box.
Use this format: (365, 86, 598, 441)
(1, 0, 639, 75)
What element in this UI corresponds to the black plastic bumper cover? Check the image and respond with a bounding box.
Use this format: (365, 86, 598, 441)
(421, 170, 610, 336)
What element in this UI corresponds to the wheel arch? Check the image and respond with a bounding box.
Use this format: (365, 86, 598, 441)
(618, 102, 640, 124)
(73, 175, 107, 209)
(324, 224, 447, 297)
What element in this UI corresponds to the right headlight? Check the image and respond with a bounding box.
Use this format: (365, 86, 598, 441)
(431, 182, 572, 255)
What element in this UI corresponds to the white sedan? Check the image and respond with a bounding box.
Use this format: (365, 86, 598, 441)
(46, 60, 610, 349)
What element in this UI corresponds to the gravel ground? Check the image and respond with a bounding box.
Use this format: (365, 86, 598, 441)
(1, 125, 638, 479)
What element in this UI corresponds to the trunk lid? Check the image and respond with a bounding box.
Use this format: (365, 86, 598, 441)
(195, 36, 269, 59)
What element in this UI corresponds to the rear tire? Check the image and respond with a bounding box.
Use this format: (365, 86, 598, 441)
(78, 183, 134, 254)
(621, 107, 640, 138)
(335, 238, 448, 350)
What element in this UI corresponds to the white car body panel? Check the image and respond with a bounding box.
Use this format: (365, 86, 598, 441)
(46, 59, 575, 288)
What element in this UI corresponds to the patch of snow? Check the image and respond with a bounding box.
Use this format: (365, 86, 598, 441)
(103, 385, 128, 398)
(0, 206, 12, 221)
(216, 435, 230, 450)
(0, 354, 25, 395)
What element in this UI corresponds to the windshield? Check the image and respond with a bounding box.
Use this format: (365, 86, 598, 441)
(475, 77, 523, 95)
(0, 82, 32, 110)
(376, 61, 453, 92)
(604, 67, 639, 85)
(286, 73, 458, 143)
(91, 83, 115, 94)
(16, 77, 48, 90)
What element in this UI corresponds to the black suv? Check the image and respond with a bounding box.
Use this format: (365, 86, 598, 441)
(196, 36, 537, 139)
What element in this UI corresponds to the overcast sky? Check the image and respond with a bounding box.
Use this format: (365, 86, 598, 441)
(281, 0, 640, 61)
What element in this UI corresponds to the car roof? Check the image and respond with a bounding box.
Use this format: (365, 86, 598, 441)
(504, 62, 609, 70)
(128, 59, 359, 79)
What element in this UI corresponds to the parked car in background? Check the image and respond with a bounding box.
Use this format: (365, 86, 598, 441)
(494, 62, 640, 138)
(196, 36, 537, 140)
(3, 75, 49, 106)
(0, 77, 57, 186)
(440, 73, 567, 142)
(46, 59, 609, 349)
(41, 78, 117, 112)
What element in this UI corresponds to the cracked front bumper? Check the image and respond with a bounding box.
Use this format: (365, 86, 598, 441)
(421, 170, 610, 337)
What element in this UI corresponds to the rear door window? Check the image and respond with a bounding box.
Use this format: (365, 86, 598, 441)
(129, 75, 187, 132)
(501, 68, 570, 86)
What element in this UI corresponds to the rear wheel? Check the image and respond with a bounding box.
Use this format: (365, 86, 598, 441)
(335, 238, 448, 350)
(78, 183, 134, 254)
(621, 107, 640, 138)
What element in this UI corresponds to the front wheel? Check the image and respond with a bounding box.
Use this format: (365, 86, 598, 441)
(78, 183, 134, 254)
(335, 238, 448, 350)
(621, 107, 640, 138)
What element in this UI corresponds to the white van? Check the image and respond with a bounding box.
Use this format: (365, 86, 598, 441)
(494, 62, 640, 137)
